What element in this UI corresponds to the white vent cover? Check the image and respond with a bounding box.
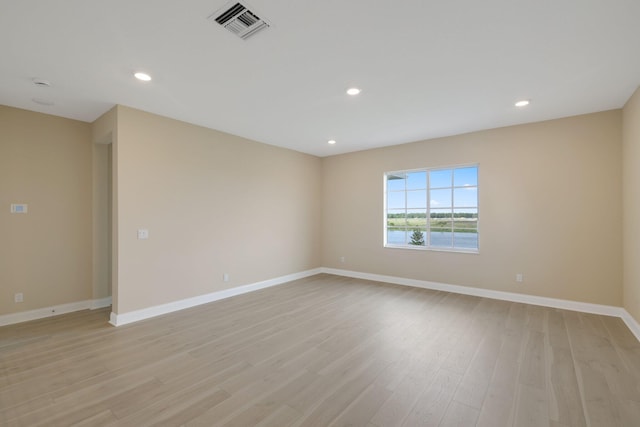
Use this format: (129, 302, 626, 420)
(209, 2, 269, 40)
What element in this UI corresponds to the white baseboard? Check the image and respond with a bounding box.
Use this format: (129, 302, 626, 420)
(90, 296, 112, 309)
(321, 267, 640, 343)
(5, 267, 639, 345)
(621, 310, 640, 343)
(0, 296, 113, 327)
(109, 268, 323, 327)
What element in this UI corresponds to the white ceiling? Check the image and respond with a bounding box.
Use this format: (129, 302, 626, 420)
(1, 0, 639, 157)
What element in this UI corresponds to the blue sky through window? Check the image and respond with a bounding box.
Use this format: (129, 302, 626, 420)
(454, 167, 478, 187)
(387, 166, 478, 212)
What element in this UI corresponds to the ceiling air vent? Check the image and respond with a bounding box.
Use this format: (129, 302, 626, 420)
(209, 1, 270, 40)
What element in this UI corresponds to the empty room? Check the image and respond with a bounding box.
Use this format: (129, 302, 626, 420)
(1, 1, 640, 426)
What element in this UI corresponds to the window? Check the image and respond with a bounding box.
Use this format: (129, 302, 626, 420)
(385, 165, 478, 252)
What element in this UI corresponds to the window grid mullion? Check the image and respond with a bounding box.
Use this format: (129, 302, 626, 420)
(449, 171, 454, 247)
(404, 175, 408, 245)
(426, 172, 430, 248)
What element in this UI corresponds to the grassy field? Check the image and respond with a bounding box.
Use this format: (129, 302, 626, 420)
(387, 218, 478, 232)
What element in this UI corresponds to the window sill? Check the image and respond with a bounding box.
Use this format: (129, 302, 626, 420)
(384, 244, 479, 254)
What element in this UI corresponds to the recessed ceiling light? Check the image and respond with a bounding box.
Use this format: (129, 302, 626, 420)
(328, 140, 336, 145)
(134, 72, 152, 82)
(515, 99, 530, 107)
(346, 88, 361, 96)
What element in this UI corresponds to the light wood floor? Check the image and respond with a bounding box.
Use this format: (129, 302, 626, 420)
(1, 274, 640, 426)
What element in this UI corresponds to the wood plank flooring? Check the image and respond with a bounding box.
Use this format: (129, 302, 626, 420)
(1, 274, 640, 426)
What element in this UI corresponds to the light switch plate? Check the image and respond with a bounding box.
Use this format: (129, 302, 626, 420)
(137, 229, 149, 240)
(10, 204, 28, 213)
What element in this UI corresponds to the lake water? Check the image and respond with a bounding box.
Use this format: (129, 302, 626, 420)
(387, 230, 478, 249)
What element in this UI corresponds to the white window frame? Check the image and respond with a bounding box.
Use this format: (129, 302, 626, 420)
(383, 164, 479, 253)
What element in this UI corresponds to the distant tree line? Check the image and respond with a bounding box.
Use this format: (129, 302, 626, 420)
(387, 212, 477, 219)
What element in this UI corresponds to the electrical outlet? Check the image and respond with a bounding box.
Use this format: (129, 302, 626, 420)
(14, 293, 23, 303)
(223, 273, 229, 282)
(516, 273, 523, 283)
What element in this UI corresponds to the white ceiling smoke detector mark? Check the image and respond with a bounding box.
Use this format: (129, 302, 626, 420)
(32, 78, 51, 87)
(209, 1, 270, 40)
(32, 98, 54, 106)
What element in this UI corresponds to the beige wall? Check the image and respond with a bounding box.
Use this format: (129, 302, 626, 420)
(91, 143, 111, 300)
(0, 102, 631, 320)
(0, 106, 92, 314)
(322, 111, 623, 306)
(91, 107, 116, 302)
(113, 106, 322, 313)
(623, 87, 640, 322)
